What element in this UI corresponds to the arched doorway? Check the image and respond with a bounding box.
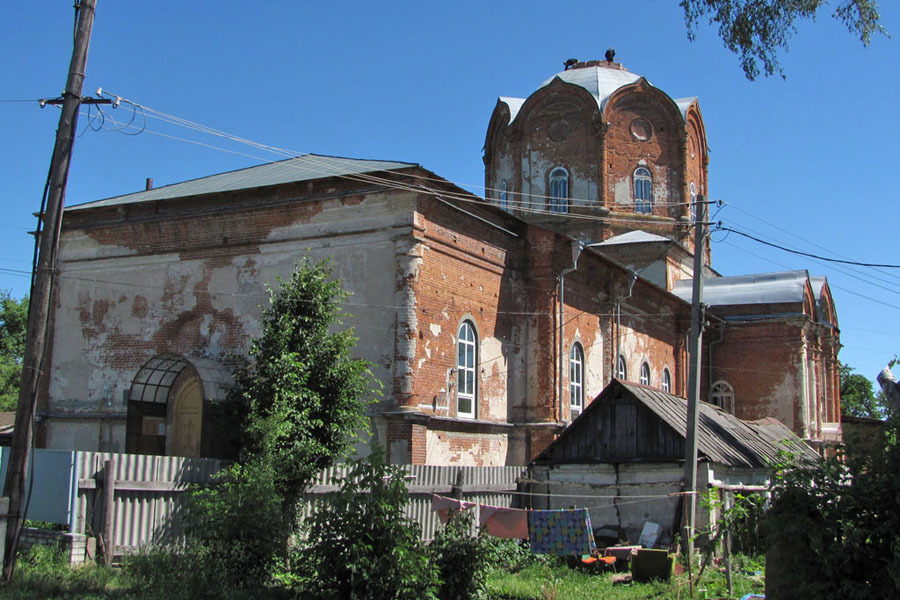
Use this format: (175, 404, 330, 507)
(125, 355, 232, 458)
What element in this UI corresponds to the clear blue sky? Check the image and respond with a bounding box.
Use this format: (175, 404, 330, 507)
(2, 1, 898, 387)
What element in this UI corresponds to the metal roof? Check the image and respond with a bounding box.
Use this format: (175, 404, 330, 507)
(67, 154, 418, 211)
(498, 97, 526, 123)
(500, 65, 643, 125)
(671, 270, 811, 307)
(593, 230, 671, 246)
(534, 380, 818, 468)
(674, 97, 698, 120)
(539, 65, 642, 115)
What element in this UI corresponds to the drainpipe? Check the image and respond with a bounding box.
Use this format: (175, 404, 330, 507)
(558, 241, 583, 423)
(615, 271, 638, 379)
(709, 323, 726, 407)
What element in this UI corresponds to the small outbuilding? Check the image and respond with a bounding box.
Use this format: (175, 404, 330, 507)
(527, 380, 818, 547)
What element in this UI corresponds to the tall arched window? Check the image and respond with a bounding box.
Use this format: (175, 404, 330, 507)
(457, 321, 477, 418)
(661, 368, 672, 393)
(569, 343, 584, 419)
(615, 355, 627, 380)
(709, 381, 735, 414)
(634, 167, 652, 214)
(640, 362, 651, 386)
(499, 180, 508, 211)
(549, 167, 569, 213)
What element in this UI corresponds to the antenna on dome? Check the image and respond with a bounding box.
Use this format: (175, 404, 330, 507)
(605, 47, 615, 62)
(563, 58, 578, 70)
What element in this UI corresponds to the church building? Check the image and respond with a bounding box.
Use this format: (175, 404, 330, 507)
(36, 59, 842, 465)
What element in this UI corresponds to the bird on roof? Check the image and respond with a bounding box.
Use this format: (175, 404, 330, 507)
(605, 47, 615, 62)
(564, 58, 578, 70)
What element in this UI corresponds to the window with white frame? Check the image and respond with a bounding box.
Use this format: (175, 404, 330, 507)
(634, 167, 652, 214)
(549, 167, 569, 213)
(456, 321, 477, 418)
(709, 381, 735, 414)
(640, 362, 651, 386)
(569, 343, 585, 419)
(615, 355, 627, 380)
(499, 180, 508, 211)
(662, 368, 672, 393)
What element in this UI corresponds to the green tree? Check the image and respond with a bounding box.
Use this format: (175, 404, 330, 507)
(680, 0, 887, 79)
(840, 361, 885, 419)
(0, 293, 28, 412)
(764, 425, 900, 598)
(232, 257, 379, 514)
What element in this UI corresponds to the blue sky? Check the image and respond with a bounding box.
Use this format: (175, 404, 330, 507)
(2, 1, 898, 387)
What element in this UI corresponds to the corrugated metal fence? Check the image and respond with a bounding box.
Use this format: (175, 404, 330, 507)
(12, 448, 524, 557)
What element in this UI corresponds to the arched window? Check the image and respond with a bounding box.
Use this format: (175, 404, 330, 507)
(615, 355, 627, 380)
(569, 343, 584, 419)
(549, 167, 569, 213)
(661, 368, 672, 394)
(640, 362, 651, 386)
(709, 381, 735, 414)
(634, 167, 652, 214)
(457, 321, 477, 418)
(499, 180, 508, 211)
(690, 182, 697, 223)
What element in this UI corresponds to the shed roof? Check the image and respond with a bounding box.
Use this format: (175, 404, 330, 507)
(533, 380, 818, 468)
(67, 154, 418, 211)
(671, 270, 811, 307)
(593, 230, 671, 246)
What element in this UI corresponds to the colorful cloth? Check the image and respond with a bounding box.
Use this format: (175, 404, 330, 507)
(431, 494, 476, 524)
(528, 508, 597, 556)
(479, 505, 529, 539)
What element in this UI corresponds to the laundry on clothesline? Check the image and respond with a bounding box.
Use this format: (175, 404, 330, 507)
(430, 496, 597, 556)
(431, 494, 476, 524)
(528, 508, 597, 556)
(479, 504, 529, 540)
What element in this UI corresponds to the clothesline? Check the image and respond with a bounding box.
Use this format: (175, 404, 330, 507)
(432, 494, 597, 555)
(461, 487, 700, 500)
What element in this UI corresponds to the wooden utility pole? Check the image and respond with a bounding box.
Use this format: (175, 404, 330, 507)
(682, 194, 707, 580)
(3, 0, 98, 578)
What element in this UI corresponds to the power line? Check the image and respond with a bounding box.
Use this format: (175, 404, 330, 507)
(717, 226, 900, 269)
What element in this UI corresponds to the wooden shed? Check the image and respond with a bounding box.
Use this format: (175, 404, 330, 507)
(527, 380, 817, 547)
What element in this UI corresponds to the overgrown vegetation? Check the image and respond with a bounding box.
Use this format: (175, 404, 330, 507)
(292, 449, 439, 600)
(0, 292, 28, 412)
(764, 413, 900, 599)
(3, 540, 768, 600)
(429, 509, 496, 600)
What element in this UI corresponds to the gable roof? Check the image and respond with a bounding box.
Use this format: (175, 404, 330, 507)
(67, 154, 418, 211)
(533, 380, 818, 468)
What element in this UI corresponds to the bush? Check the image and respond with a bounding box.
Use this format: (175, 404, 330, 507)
(293, 448, 438, 600)
(764, 438, 900, 599)
(125, 461, 289, 598)
(429, 508, 495, 600)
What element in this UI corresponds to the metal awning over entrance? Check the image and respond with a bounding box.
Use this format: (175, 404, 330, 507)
(128, 355, 233, 404)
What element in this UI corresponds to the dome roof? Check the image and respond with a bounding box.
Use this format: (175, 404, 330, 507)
(539, 63, 642, 112)
(499, 61, 696, 123)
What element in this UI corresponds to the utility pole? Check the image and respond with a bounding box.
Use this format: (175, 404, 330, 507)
(682, 194, 708, 582)
(3, 0, 99, 579)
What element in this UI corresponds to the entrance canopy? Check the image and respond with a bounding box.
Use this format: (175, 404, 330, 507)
(128, 354, 233, 404)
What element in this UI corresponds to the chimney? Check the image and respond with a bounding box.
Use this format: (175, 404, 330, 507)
(145, 178, 153, 191)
